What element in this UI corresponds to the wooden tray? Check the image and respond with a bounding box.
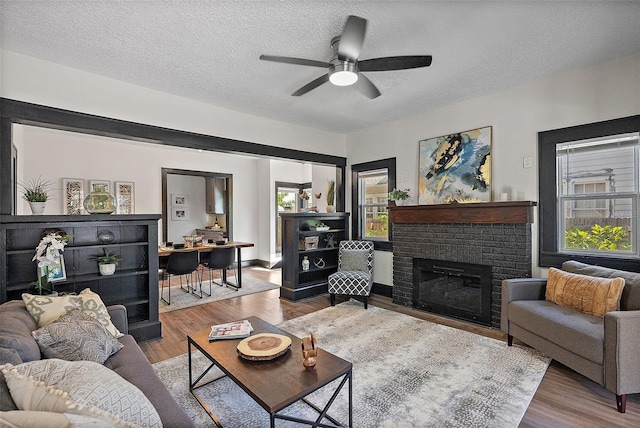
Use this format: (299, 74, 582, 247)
(237, 333, 292, 361)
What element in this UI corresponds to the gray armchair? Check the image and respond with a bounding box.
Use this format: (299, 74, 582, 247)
(501, 261, 640, 413)
(328, 240, 374, 309)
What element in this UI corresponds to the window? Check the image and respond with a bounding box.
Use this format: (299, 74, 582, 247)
(539, 115, 640, 270)
(557, 134, 636, 255)
(351, 158, 396, 251)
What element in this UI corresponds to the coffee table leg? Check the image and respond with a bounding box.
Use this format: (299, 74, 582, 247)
(188, 339, 226, 428)
(348, 370, 352, 428)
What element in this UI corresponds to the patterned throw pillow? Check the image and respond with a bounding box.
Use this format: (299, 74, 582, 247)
(340, 249, 370, 272)
(22, 288, 123, 338)
(32, 309, 123, 364)
(0, 410, 115, 428)
(1, 359, 161, 427)
(545, 267, 626, 317)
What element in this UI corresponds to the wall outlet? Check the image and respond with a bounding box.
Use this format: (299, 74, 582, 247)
(523, 157, 533, 168)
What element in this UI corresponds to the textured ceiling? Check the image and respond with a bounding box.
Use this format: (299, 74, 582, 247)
(1, 1, 639, 134)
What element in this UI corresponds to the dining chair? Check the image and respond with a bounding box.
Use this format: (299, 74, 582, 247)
(199, 247, 237, 295)
(328, 240, 374, 309)
(161, 250, 200, 304)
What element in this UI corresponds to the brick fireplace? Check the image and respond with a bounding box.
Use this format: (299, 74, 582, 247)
(389, 201, 536, 328)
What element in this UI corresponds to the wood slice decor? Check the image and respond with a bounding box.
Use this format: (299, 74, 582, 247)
(237, 333, 292, 361)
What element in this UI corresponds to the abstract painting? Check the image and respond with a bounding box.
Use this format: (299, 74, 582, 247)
(418, 126, 492, 204)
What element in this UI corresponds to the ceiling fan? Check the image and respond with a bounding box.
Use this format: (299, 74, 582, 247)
(259, 15, 432, 99)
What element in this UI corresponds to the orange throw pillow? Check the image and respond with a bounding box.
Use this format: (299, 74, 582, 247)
(545, 268, 625, 317)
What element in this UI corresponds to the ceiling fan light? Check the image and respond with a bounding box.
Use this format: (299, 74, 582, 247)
(330, 70, 358, 86)
(329, 62, 358, 86)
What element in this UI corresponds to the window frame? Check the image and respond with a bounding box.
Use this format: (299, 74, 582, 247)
(351, 158, 396, 251)
(539, 114, 640, 270)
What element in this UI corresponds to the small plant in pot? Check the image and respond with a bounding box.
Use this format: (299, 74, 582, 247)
(92, 249, 122, 276)
(389, 188, 411, 206)
(18, 176, 53, 215)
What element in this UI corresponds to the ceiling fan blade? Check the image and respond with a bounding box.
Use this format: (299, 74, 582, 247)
(292, 74, 330, 96)
(338, 15, 367, 61)
(356, 74, 381, 99)
(359, 55, 433, 72)
(260, 55, 329, 68)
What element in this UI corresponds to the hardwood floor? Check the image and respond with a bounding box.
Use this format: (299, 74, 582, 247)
(140, 266, 640, 427)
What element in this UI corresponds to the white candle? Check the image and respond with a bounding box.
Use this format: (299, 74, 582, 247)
(500, 192, 509, 201)
(511, 188, 519, 201)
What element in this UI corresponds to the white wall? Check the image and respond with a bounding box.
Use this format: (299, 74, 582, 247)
(347, 53, 640, 282)
(14, 125, 262, 260)
(0, 50, 347, 156)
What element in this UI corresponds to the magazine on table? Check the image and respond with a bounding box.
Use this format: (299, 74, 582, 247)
(209, 319, 253, 340)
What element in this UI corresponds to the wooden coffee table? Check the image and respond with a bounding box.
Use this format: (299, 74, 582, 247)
(188, 316, 353, 427)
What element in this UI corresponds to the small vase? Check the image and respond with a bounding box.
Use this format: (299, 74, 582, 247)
(99, 264, 116, 276)
(395, 199, 405, 206)
(29, 201, 46, 215)
(326, 205, 336, 213)
(302, 256, 310, 271)
(84, 186, 116, 214)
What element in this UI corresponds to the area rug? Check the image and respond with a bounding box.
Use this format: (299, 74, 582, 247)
(158, 277, 279, 313)
(153, 300, 550, 427)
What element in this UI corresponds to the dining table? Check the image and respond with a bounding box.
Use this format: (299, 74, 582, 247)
(158, 241, 255, 288)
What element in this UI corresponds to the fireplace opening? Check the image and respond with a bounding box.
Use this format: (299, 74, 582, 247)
(413, 258, 492, 326)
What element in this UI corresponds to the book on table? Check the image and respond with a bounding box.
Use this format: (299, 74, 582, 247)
(209, 320, 253, 340)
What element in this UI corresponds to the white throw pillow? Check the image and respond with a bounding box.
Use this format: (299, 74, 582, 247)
(22, 288, 123, 338)
(0, 410, 119, 428)
(1, 359, 161, 427)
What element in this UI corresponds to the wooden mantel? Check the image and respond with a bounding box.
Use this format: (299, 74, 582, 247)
(388, 201, 537, 225)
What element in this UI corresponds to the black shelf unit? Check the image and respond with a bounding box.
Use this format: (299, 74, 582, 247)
(279, 212, 349, 301)
(0, 214, 161, 342)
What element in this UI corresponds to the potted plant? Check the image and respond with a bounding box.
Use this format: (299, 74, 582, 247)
(29, 231, 69, 295)
(326, 180, 335, 212)
(18, 176, 52, 215)
(92, 249, 122, 276)
(389, 188, 411, 206)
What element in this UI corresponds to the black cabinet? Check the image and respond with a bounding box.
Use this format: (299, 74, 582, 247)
(279, 212, 349, 301)
(0, 214, 161, 342)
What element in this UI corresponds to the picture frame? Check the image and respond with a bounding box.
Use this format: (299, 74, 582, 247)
(114, 181, 135, 214)
(39, 255, 66, 282)
(172, 208, 190, 221)
(418, 126, 492, 204)
(89, 180, 110, 193)
(171, 194, 188, 206)
(62, 178, 85, 215)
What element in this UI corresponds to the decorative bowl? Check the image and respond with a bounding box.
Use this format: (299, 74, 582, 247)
(215, 240, 227, 245)
(183, 235, 204, 245)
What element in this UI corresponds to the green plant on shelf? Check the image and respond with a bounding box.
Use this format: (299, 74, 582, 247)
(91, 249, 122, 265)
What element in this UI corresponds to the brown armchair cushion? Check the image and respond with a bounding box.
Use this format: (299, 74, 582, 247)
(546, 267, 625, 317)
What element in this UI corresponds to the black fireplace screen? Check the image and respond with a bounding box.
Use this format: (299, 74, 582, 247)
(413, 258, 492, 326)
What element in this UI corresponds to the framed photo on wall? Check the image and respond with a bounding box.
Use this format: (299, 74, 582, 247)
(418, 126, 492, 204)
(171, 194, 188, 206)
(62, 178, 84, 215)
(172, 208, 190, 221)
(114, 181, 135, 214)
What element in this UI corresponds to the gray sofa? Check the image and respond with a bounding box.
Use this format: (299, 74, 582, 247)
(501, 260, 640, 413)
(0, 300, 194, 427)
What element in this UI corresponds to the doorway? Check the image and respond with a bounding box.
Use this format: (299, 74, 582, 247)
(275, 181, 311, 254)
